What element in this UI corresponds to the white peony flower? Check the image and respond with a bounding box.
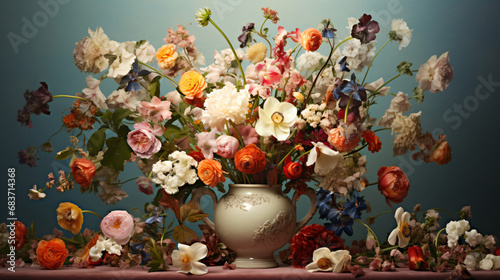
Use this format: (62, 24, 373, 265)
(200, 82, 250, 131)
(152, 151, 198, 195)
(364, 77, 390, 96)
(388, 207, 411, 248)
(255, 96, 297, 141)
(73, 27, 113, 74)
(172, 243, 208, 275)
(465, 229, 483, 247)
(136, 41, 156, 63)
(306, 142, 343, 176)
(391, 19, 413, 50)
(108, 48, 136, 79)
(391, 111, 422, 156)
(89, 236, 122, 262)
(296, 51, 327, 74)
(82, 75, 108, 110)
(416, 52, 454, 93)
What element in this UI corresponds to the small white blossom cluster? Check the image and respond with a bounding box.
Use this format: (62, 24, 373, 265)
(445, 219, 470, 249)
(152, 151, 198, 194)
(301, 104, 327, 128)
(89, 236, 122, 262)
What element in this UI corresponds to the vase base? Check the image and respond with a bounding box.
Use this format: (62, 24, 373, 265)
(232, 257, 278, 268)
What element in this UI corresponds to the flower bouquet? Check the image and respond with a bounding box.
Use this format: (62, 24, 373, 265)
(7, 4, 500, 277)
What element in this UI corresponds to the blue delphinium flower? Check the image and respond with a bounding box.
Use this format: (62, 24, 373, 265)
(322, 20, 336, 39)
(316, 188, 339, 219)
(121, 59, 150, 92)
(145, 207, 164, 225)
(130, 242, 152, 265)
(325, 215, 354, 236)
(334, 73, 367, 109)
(339, 56, 350, 72)
(342, 191, 367, 219)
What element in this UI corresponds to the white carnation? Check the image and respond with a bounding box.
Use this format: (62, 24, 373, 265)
(200, 82, 250, 130)
(152, 151, 198, 194)
(391, 19, 413, 50)
(465, 229, 483, 247)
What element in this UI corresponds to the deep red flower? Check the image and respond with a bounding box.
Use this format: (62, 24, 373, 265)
(408, 246, 428, 270)
(283, 156, 303, 180)
(362, 130, 382, 153)
(289, 224, 345, 268)
(494, 246, 500, 256)
(189, 146, 205, 163)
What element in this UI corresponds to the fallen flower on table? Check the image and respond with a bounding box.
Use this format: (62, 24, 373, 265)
(36, 238, 68, 270)
(172, 242, 209, 275)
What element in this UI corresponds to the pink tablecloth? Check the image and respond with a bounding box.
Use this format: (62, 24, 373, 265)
(0, 265, 499, 279)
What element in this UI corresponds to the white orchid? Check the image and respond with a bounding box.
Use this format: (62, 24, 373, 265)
(255, 96, 297, 141)
(388, 207, 411, 248)
(306, 142, 343, 176)
(305, 247, 351, 273)
(172, 242, 208, 275)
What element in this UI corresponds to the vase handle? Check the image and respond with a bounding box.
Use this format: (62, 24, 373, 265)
(190, 187, 218, 232)
(292, 187, 318, 234)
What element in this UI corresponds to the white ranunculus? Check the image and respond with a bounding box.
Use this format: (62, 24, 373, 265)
(388, 207, 411, 248)
(172, 243, 208, 275)
(391, 19, 413, 50)
(255, 96, 297, 141)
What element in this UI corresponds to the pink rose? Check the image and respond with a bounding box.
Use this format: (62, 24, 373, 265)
(137, 96, 172, 123)
(100, 210, 134, 245)
(127, 122, 163, 159)
(216, 135, 240, 158)
(230, 124, 260, 146)
(135, 176, 154, 195)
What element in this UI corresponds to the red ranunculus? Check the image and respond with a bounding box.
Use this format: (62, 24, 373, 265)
(283, 156, 303, 180)
(289, 224, 345, 268)
(362, 130, 382, 153)
(377, 166, 409, 207)
(71, 158, 96, 188)
(14, 221, 27, 250)
(408, 246, 428, 270)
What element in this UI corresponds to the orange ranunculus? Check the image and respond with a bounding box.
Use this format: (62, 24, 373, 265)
(36, 238, 68, 270)
(14, 221, 27, 250)
(283, 156, 303, 180)
(431, 140, 451, 165)
(301, 28, 323, 52)
(71, 158, 96, 188)
(408, 246, 428, 270)
(156, 44, 179, 69)
(377, 166, 410, 207)
(56, 202, 84, 235)
(362, 130, 382, 153)
(234, 144, 267, 174)
(198, 159, 226, 188)
(179, 70, 207, 100)
(328, 126, 361, 152)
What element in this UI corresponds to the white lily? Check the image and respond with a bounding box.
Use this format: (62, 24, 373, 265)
(255, 96, 297, 141)
(388, 207, 411, 248)
(306, 142, 343, 176)
(172, 242, 208, 275)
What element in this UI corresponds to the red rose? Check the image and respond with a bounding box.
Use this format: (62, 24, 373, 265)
(283, 156, 303, 180)
(14, 221, 27, 250)
(408, 246, 428, 270)
(289, 224, 344, 268)
(377, 166, 409, 207)
(71, 158, 96, 188)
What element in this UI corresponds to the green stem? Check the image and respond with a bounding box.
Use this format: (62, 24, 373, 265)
(82, 210, 102, 219)
(259, 18, 268, 35)
(293, 45, 303, 62)
(208, 18, 246, 86)
(53, 95, 89, 101)
(113, 177, 139, 186)
(365, 182, 377, 187)
(139, 61, 178, 87)
(46, 124, 65, 142)
(380, 245, 399, 253)
(345, 143, 368, 156)
(277, 146, 297, 168)
(228, 120, 245, 149)
(435, 227, 446, 249)
(354, 219, 380, 248)
(344, 96, 353, 123)
(373, 128, 391, 133)
(361, 39, 391, 85)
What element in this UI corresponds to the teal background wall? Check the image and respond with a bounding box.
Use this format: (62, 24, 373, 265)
(1, 0, 500, 245)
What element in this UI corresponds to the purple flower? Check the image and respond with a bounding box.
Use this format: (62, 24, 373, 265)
(334, 73, 367, 110)
(351, 14, 380, 44)
(18, 146, 38, 167)
(238, 22, 255, 48)
(17, 82, 53, 128)
(121, 60, 150, 92)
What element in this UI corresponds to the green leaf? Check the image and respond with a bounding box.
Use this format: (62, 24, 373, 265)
(112, 108, 133, 131)
(117, 125, 131, 138)
(101, 137, 132, 171)
(262, 27, 269, 36)
(179, 200, 209, 223)
(413, 86, 424, 103)
(148, 76, 161, 98)
(100, 110, 112, 126)
(55, 147, 76, 160)
(397, 61, 413, 76)
(172, 224, 197, 243)
(87, 128, 106, 156)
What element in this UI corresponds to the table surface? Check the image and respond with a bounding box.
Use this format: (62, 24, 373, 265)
(1, 265, 500, 280)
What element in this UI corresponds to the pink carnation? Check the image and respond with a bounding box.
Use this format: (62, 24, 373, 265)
(127, 122, 163, 159)
(100, 210, 134, 245)
(137, 96, 172, 123)
(216, 135, 240, 158)
(135, 176, 154, 195)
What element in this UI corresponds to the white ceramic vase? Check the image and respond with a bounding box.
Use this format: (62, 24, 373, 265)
(191, 184, 317, 268)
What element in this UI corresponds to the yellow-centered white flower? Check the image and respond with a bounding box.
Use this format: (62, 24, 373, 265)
(306, 142, 343, 176)
(172, 242, 208, 275)
(255, 96, 297, 141)
(388, 207, 411, 248)
(305, 247, 351, 273)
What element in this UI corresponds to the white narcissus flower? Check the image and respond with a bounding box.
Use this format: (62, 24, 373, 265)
(82, 75, 108, 110)
(305, 248, 351, 273)
(391, 19, 413, 50)
(306, 142, 343, 176)
(172, 243, 208, 275)
(388, 207, 411, 248)
(255, 96, 297, 141)
(416, 52, 454, 93)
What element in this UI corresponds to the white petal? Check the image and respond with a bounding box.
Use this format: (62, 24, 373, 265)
(190, 242, 208, 261)
(281, 116, 298, 127)
(263, 96, 279, 113)
(178, 243, 190, 252)
(306, 148, 318, 166)
(171, 250, 181, 267)
(273, 124, 290, 141)
(388, 228, 399, 246)
(312, 247, 332, 262)
(258, 107, 272, 124)
(394, 207, 403, 224)
(398, 232, 409, 248)
(401, 212, 411, 224)
(276, 102, 298, 121)
(305, 262, 320, 272)
(190, 261, 208, 275)
(317, 143, 338, 156)
(255, 120, 274, 137)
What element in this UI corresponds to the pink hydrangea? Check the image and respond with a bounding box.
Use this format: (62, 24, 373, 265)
(135, 176, 154, 195)
(100, 210, 134, 245)
(127, 122, 163, 159)
(137, 96, 172, 123)
(216, 135, 240, 158)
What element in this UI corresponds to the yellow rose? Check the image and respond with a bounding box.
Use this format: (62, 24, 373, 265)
(179, 70, 207, 100)
(156, 44, 179, 69)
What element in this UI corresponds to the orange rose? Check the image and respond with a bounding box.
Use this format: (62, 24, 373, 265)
(36, 238, 68, 270)
(431, 140, 451, 165)
(56, 202, 84, 234)
(14, 221, 27, 250)
(179, 70, 207, 100)
(71, 158, 96, 188)
(301, 28, 323, 52)
(328, 126, 361, 152)
(156, 44, 179, 69)
(283, 161, 303, 180)
(198, 159, 226, 188)
(377, 166, 409, 207)
(234, 144, 267, 174)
